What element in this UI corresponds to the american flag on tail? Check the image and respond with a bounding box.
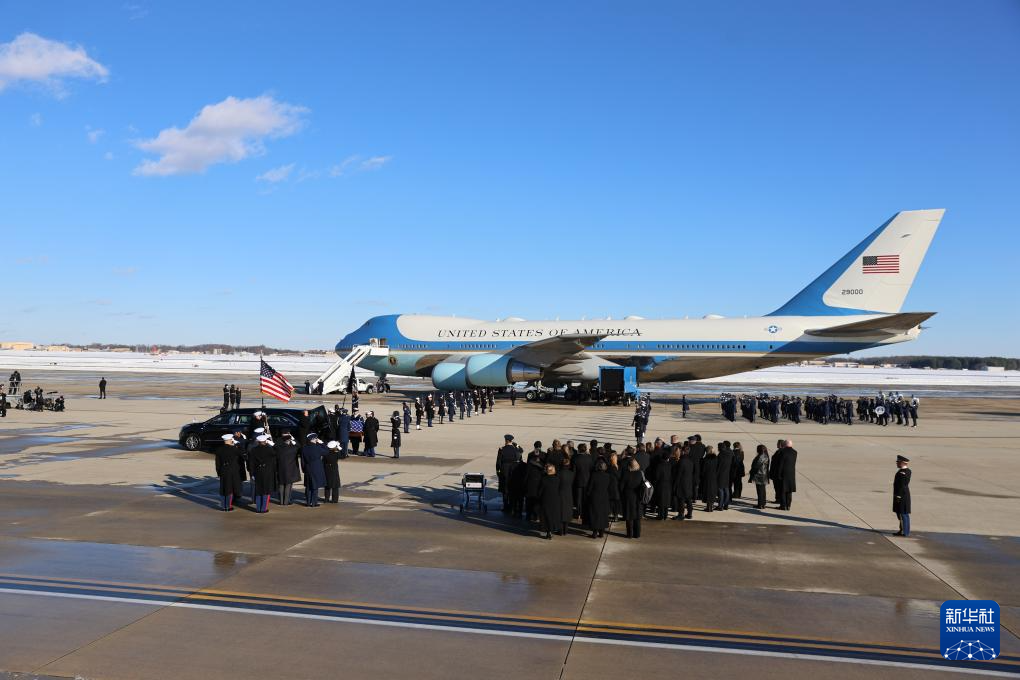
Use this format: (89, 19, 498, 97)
(862, 254, 900, 274)
(260, 359, 294, 402)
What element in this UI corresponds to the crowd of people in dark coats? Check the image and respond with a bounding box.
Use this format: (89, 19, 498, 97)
(496, 433, 799, 540)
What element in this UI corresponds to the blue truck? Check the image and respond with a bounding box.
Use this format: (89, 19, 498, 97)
(598, 366, 639, 406)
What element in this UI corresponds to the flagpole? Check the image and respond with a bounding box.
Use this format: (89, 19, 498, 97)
(259, 350, 265, 409)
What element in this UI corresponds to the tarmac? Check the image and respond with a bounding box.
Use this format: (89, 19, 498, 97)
(1, 371, 1019, 679)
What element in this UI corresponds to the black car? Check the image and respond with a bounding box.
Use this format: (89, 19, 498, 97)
(179, 408, 306, 451)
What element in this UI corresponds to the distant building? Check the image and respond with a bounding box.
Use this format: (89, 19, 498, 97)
(44, 345, 72, 352)
(0, 341, 34, 350)
(981, 366, 1006, 372)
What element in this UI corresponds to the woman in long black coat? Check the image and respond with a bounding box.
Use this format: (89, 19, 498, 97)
(673, 447, 695, 520)
(586, 460, 618, 538)
(538, 464, 562, 539)
(701, 447, 719, 512)
(524, 455, 544, 522)
(731, 442, 746, 499)
(214, 438, 244, 511)
(558, 458, 575, 535)
(275, 433, 302, 505)
(607, 452, 623, 520)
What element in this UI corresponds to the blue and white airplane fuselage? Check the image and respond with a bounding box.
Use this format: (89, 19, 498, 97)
(335, 210, 943, 389)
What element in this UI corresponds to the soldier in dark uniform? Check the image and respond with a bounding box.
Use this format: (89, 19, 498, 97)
(323, 440, 341, 502)
(300, 434, 326, 507)
(510, 385, 517, 406)
(222, 384, 229, 410)
(496, 434, 523, 513)
(235, 386, 242, 408)
(487, 388, 495, 411)
(98, 377, 107, 399)
(438, 396, 446, 423)
(402, 402, 412, 433)
(445, 392, 456, 421)
(893, 455, 912, 536)
(275, 431, 302, 505)
(214, 434, 244, 510)
(249, 434, 277, 513)
(414, 398, 424, 429)
(389, 411, 402, 458)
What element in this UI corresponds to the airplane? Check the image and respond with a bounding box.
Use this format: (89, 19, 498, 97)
(314, 209, 944, 395)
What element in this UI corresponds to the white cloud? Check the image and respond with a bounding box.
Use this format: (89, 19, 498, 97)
(0, 32, 108, 96)
(86, 126, 105, 143)
(29, 112, 42, 126)
(329, 154, 393, 177)
(133, 95, 308, 176)
(104, 151, 114, 161)
(360, 155, 392, 171)
(255, 163, 295, 183)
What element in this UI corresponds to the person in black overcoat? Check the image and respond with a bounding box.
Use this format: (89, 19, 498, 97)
(607, 452, 623, 520)
(731, 442, 745, 499)
(716, 443, 733, 510)
(572, 444, 593, 523)
(323, 440, 342, 503)
(538, 465, 562, 539)
(586, 459, 617, 538)
(214, 435, 244, 510)
(673, 446, 694, 519)
(701, 447, 719, 511)
(275, 432, 302, 505)
(893, 455, 912, 536)
(769, 439, 786, 506)
(508, 453, 528, 518)
(523, 454, 544, 522)
(689, 437, 706, 499)
(778, 440, 797, 510)
(558, 457, 575, 535)
(620, 459, 645, 538)
(652, 450, 673, 520)
(300, 435, 327, 507)
(748, 444, 770, 509)
(363, 411, 380, 457)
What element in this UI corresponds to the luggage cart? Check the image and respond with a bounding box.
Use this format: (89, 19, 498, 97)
(459, 472, 487, 514)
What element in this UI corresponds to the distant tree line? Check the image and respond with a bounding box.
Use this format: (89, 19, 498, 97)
(831, 356, 1019, 371)
(62, 343, 322, 355)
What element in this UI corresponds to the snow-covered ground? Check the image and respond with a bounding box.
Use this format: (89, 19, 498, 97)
(2, 349, 1018, 388)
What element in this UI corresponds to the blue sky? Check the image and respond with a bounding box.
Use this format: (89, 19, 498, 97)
(2, 1, 1018, 355)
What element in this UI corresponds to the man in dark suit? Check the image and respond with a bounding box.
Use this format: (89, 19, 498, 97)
(778, 439, 798, 510)
(572, 443, 593, 522)
(98, 377, 107, 399)
(689, 435, 705, 500)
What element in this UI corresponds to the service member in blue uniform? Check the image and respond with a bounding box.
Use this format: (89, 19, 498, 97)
(214, 434, 244, 511)
(893, 455, 911, 536)
(300, 434, 327, 507)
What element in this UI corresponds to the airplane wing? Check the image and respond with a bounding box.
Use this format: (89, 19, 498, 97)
(805, 312, 936, 337)
(508, 333, 607, 368)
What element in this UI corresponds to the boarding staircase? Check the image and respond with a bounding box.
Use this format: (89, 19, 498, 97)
(311, 341, 389, 395)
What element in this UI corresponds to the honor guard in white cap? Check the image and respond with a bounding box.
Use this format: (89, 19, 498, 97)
(323, 441, 342, 503)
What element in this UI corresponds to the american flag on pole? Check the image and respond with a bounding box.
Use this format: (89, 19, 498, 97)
(862, 254, 900, 274)
(260, 359, 294, 402)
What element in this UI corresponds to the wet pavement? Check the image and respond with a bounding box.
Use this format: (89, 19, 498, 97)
(1, 383, 1019, 678)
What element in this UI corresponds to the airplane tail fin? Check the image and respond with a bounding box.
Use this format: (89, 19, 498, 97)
(769, 209, 943, 316)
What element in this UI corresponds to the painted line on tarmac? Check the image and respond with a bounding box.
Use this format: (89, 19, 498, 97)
(2, 586, 1018, 676)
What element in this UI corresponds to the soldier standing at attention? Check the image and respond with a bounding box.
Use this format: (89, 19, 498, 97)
(495, 434, 523, 513)
(235, 386, 242, 408)
(98, 377, 107, 399)
(390, 411, 402, 458)
(893, 455, 912, 536)
(222, 384, 229, 410)
(402, 402, 411, 434)
(323, 440, 342, 503)
(510, 385, 517, 406)
(215, 434, 244, 511)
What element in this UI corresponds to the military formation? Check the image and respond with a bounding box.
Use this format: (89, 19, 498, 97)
(721, 391, 920, 427)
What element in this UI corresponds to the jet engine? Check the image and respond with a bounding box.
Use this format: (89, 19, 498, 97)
(431, 354, 541, 390)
